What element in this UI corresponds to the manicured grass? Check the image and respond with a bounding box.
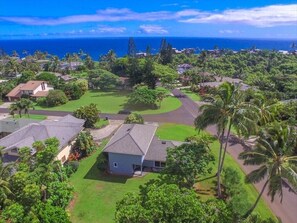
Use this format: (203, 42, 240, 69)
(35, 90, 181, 115)
(69, 141, 158, 223)
(180, 88, 201, 101)
(156, 123, 276, 220)
(12, 114, 47, 120)
(156, 123, 197, 141)
(94, 119, 109, 129)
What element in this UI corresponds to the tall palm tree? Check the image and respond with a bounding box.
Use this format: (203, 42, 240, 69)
(195, 82, 258, 196)
(239, 123, 297, 218)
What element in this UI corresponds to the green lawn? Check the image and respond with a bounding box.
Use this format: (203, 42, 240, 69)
(156, 123, 197, 141)
(69, 141, 158, 223)
(94, 119, 109, 129)
(12, 114, 47, 120)
(180, 88, 201, 101)
(35, 90, 181, 115)
(156, 123, 276, 220)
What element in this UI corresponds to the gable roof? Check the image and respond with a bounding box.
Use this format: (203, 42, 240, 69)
(20, 81, 46, 91)
(6, 81, 48, 98)
(103, 124, 157, 156)
(6, 83, 25, 97)
(0, 115, 84, 152)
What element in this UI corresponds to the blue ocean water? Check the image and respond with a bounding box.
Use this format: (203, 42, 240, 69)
(0, 37, 295, 59)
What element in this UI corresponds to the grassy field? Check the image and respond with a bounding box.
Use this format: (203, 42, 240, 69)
(180, 88, 201, 101)
(156, 123, 275, 220)
(69, 141, 158, 223)
(35, 90, 181, 115)
(12, 114, 47, 120)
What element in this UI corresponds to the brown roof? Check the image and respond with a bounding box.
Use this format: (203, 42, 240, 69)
(6, 83, 25, 98)
(31, 91, 49, 97)
(21, 81, 45, 91)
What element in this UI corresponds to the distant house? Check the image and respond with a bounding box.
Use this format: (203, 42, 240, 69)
(0, 115, 84, 165)
(54, 73, 76, 82)
(177, 64, 193, 75)
(103, 124, 184, 176)
(6, 80, 53, 101)
(200, 76, 250, 91)
(59, 61, 83, 71)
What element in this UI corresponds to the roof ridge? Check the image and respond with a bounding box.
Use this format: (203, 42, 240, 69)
(126, 133, 144, 155)
(103, 124, 132, 151)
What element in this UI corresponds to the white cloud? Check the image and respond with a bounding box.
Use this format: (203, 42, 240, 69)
(0, 4, 296, 27)
(180, 4, 297, 27)
(139, 25, 168, 34)
(219, 29, 240, 34)
(97, 26, 126, 33)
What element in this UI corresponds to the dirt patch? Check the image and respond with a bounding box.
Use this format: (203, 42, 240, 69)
(96, 184, 104, 191)
(67, 192, 78, 212)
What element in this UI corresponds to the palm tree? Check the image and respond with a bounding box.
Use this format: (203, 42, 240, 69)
(11, 99, 34, 118)
(239, 123, 297, 218)
(9, 103, 18, 118)
(195, 82, 258, 197)
(195, 84, 229, 197)
(20, 99, 35, 117)
(0, 161, 13, 207)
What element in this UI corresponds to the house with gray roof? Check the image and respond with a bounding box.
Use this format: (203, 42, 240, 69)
(0, 118, 41, 138)
(103, 124, 184, 175)
(0, 115, 84, 164)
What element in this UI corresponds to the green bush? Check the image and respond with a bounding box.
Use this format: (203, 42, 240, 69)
(46, 90, 68, 107)
(63, 83, 83, 100)
(36, 97, 47, 106)
(124, 113, 144, 124)
(97, 153, 108, 171)
(64, 161, 79, 177)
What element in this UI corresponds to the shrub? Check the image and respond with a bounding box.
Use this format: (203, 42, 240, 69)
(124, 113, 144, 124)
(76, 79, 88, 93)
(64, 161, 79, 177)
(36, 97, 47, 106)
(46, 90, 68, 107)
(97, 153, 108, 171)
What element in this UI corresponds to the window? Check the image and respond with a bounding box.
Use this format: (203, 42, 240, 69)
(113, 162, 118, 168)
(155, 161, 166, 168)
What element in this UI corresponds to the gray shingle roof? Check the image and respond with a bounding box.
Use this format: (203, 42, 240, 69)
(0, 118, 40, 133)
(0, 115, 84, 152)
(144, 137, 175, 162)
(103, 124, 157, 156)
(144, 138, 185, 162)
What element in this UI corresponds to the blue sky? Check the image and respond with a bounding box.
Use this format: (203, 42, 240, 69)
(0, 0, 296, 39)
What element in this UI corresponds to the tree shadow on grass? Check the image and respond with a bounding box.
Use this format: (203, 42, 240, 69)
(123, 102, 159, 112)
(84, 159, 130, 184)
(89, 90, 131, 98)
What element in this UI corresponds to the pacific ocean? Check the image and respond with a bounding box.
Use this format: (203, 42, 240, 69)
(0, 37, 295, 59)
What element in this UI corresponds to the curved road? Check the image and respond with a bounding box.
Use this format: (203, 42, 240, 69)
(0, 89, 296, 222)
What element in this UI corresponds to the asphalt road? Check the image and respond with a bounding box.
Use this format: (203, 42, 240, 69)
(1, 89, 296, 222)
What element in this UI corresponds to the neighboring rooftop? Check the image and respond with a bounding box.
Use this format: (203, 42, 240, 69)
(0, 115, 84, 152)
(0, 118, 41, 134)
(20, 80, 46, 91)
